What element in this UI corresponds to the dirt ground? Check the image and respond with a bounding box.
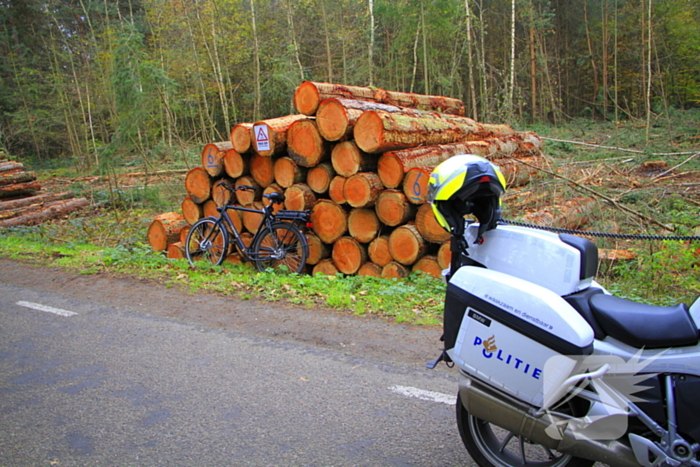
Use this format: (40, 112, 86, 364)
(0, 257, 444, 368)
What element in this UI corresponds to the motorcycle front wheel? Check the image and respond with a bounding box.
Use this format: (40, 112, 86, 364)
(456, 393, 594, 467)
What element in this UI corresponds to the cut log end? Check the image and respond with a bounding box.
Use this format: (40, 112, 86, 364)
(294, 81, 322, 116)
(353, 111, 383, 154)
(377, 155, 404, 189)
(316, 98, 349, 141)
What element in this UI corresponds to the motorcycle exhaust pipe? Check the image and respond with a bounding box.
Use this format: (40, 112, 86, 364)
(458, 376, 640, 467)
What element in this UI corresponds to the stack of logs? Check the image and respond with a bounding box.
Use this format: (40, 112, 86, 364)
(0, 154, 89, 227)
(150, 81, 548, 278)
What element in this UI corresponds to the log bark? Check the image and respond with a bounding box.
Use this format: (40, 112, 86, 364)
(250, 153, 276, 188)
(375, 189, 416, 227)
(211, 178, 234, 207)
(310, 199, 348, 244)
(201, 141, 231, 177)
(357, 262, 382, 277)
(293, 80, 465, 116)
(0, 171, 36, 186)
(0, 161, 23, 173)
(251, 114, 308, 156)
(381, 261, 410, 279)
(347, 208, 381, 243)
(166, 242, 185, 260)
(181, 196, 203, 225)
(376, 133, 543, 188)
(0, 191, 71, 210)
(415, 203, 450, 243)
(402, 167, 433, 204)
(328, 176, 347, 204)
(493, 154, 544, 187)
(437, 241, 451, 270)
(230, 122, 253, 154)
(305, 232, 330, 265)
(353, 109, 514, 154)
(412, 255, 442, 279)
(316, 98, 369, 141)
(330, 141, 376, 177)
(307, 162, 334, 194)
(284, 183, 316, 211)
(0, 197, 89, 227)
(273, 156, 307, 188)
(368, 235, 393, 267)
(312, 258, 339, 276)
(223, 149, 249, 178)
(147, 212, 188, 251)
(0, 180, 41, 199)
(0, 197, 79, 220)
(234, 176, 262, 206)
(242, 202, 264, 233)
(344, 172, 384, 208)
(388, 223, 427, 265)
(184, 167, 212, 204)
(286, 119, 330, 167)
(332, 236, 367, 275)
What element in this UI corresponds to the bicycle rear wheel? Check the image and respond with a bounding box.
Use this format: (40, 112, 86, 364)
(185, 217, 229, 266)
(251, 221, 308, 273)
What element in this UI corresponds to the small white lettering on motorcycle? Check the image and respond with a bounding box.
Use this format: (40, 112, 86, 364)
(473, 336, 542, 379)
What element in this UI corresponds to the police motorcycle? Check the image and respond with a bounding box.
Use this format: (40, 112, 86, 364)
(426, 155, 700, 467)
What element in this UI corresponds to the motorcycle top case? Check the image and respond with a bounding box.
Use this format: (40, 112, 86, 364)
(445, 266, 595, 407)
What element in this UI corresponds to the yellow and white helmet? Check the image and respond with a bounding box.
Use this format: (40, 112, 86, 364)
(427, 154, 506, 235)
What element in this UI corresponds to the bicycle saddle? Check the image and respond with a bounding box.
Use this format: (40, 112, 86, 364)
(263, 192, 285, 203)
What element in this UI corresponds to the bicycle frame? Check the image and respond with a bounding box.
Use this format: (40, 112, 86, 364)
(212, 202, 278, 261)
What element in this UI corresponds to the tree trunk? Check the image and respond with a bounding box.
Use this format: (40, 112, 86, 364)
(305, 232, 330, 265)
(402, 167, 433, 204)
(347, 208, 381, 243)
(0, 161, 23, 173)
(147, 212, 188, 252)
(234, 176, 262, 206)
(357, 262, 382, 277)
(201, 141, 231, 177)
(310, 199, 348, 244)
(230, 122, 253, 154)
(375, 189, 416, 227)
(312, 258, 339, 276)
(344, 172, 384, 208)
(0, 171, 36, 187)
(315, 98, 366, 141)
(287, 119, 330, 167)
(250, 153, 276, 188)
(184, 168, 212, 204)
(388, 223, 426, 265)
(293, 81, 465, 116)
(353, 109, 513, 154)
(0, 191, 71, 210)
(284, 183, 316, 211)
(307, 162, 335, 194)
(381, 261, 410, 279)
(328, 176, 347, 204)
(368, 235, 393, 267)
(223, 149, 249, 178)
(181, 196, 203, 225)
(330, 140, 376, 177)
(415, 203, 450, 243)
(332, 236, 367, 275)
(251, 114, 309, 156)
(412, 255, 442, 279)
(274, 156, 307, 188)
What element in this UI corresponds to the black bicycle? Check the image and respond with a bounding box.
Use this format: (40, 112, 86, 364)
(184, 183, 310, 273)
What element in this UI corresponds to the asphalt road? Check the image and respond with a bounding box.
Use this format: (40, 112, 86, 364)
(0, 260, 474, 466)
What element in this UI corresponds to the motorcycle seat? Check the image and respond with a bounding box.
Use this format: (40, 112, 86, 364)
(589, 293, 699, 349)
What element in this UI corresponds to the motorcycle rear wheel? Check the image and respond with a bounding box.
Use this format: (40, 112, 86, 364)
(456, 393, 594, 467)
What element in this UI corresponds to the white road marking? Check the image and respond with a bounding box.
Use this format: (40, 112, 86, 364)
(16, 301, 78, 317)
(389, 385, 456, 406)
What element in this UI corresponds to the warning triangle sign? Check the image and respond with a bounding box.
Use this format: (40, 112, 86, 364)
(256, 127, 269, 142)
(254, 124, 271, 152)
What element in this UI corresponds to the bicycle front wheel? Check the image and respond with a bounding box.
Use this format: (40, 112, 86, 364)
(185, 217, 229, 267)
(251, 221, 308, 273)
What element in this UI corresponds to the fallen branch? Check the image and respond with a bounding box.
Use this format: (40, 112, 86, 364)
(651, 152, 700, 180)
(542, 137, 698, 157)
(501, 154, 675, 232)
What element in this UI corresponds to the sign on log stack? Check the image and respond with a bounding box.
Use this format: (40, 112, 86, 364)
(149, 80, 549, 276)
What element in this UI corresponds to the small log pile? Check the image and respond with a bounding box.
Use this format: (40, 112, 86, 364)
(0, 154, 89, 228)
(151, 81, 549, 277)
